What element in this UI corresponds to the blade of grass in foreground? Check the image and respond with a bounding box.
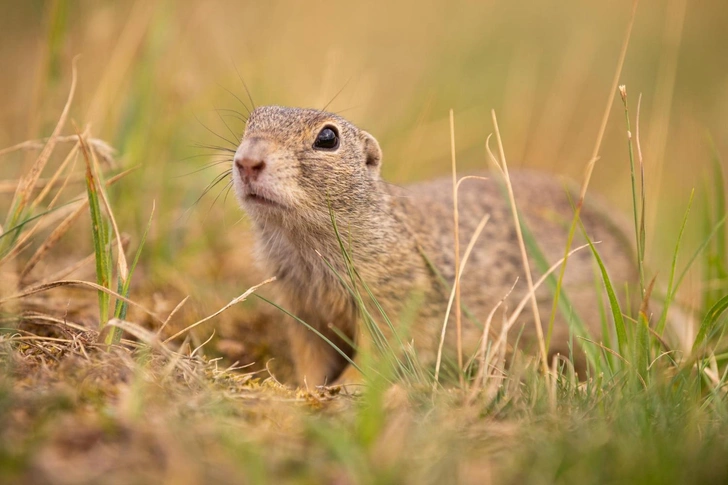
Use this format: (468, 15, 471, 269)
(316, 250, 402, 378)
(518, 202, 598, 368)
(692, 294, 728, 354)
(2, 58, 78, 256)
(326, 206, 399, 357)
(703, 140, 728, 311)
(111, 202, 155, 345)
(486, 114, 548, 376)
(674, 215, 726, 302)
(619, 85, 646, 297)
(656, 190, 694, 336)
(0, 200, 80, 246)
(255, 295, 364, 377)
(546, 0, 638, 365)
(78, 128, 111, 330)
(326, 200, 432, 384)
(489, 174, 598, 370)
(579, 222, 629, 359)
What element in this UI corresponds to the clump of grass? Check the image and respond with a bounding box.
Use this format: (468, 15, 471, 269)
(4, 93, 728, 484)
(4, 2, 728, 481)
(545, 0, 640, 361)
(0, 62, 149, 348)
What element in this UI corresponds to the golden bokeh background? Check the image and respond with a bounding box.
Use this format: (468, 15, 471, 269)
(1, 0, 726, 366)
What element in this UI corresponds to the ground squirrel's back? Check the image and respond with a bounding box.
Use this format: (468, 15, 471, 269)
(393, 173, 636, 367)
(232, 106, 637, 385)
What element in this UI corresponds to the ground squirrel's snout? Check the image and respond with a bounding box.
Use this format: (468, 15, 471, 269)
(233, 136, 289, 210)
(234, 137, 268, 183)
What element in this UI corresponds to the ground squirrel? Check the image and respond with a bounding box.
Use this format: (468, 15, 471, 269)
(231, 106, 636, 386)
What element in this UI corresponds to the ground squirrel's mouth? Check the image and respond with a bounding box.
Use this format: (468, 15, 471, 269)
(244, 192, 286, 209)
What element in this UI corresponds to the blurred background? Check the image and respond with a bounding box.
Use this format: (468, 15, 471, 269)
(1, 0, 726, 372)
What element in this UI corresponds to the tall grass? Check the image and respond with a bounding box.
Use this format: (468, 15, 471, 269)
(2, 1, 728, 483)
(0, 65, 152, 347)
(546, 0, 639, 361)
(3, 85, 728, 485)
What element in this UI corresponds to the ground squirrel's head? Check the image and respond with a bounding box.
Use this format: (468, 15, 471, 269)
(232, 106, 384, 230)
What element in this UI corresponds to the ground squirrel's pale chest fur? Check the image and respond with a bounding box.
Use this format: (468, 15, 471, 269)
(232, 106, 636, 386)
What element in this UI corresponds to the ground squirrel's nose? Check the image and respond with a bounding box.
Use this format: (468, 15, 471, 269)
(235, 156, 266, 182)
(234, 137, 268, 182)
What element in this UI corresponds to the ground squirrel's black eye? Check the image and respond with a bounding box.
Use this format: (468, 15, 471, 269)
(313, 126, 339, 150)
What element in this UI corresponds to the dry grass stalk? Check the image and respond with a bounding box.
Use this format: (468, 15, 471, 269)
(20, 202, 88, 280)
(467, 243, 592, 403)
(433, 211, 490, 388)
(29, 237, 129, 288)
(547, 0, 640, 345)
(0, 174, 82, 194)
(1, 202, 82, 267)
(0, 279, 163, 323)
(467, 280, 516, 404)
(157, 296, 191, 336)
(76, 128, 129, 282)
(486, 111, 549, 376)
(31, 138, 81, 211)
(432, 120, 492, 388)
(105, 318, 208, 387)
(163, 277, 276, 343)
(644, 0, 687, 242)
(0, 135, 116, 164)
(7, 58, 78, 224)
(449, 109, 464, 386)
(19, 167, 134, 280)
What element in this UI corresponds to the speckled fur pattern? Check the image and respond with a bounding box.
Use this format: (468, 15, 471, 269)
(232, 106, 637, 386)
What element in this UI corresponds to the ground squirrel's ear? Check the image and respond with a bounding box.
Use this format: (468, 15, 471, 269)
(361, 131, 382, 172)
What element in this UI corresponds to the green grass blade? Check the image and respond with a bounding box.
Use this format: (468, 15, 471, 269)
(636, 311, 650, 381)
(0, 198, 81, 254)
(580, 223, 628, 356)
(317, 252, 393, 360)
(109, 204, 155, 344)
(325, 203, 413, 377)
(675, 215, 726, 297)
(255, 294, 364, 377)
(492, 179, 597, 367)
(519, 208, 597, 365)
(81, 140, 111, 329)
(692, 294, 728, 353)
(620, 88, 646, 296)
(709, 137, 726, 261)
(704, 140, 728, 311)
(656, 190, 694, 335)
(594, 261, 616, 373)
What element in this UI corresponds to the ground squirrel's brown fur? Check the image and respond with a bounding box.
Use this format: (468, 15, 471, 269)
(232, 106, 636, 386)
